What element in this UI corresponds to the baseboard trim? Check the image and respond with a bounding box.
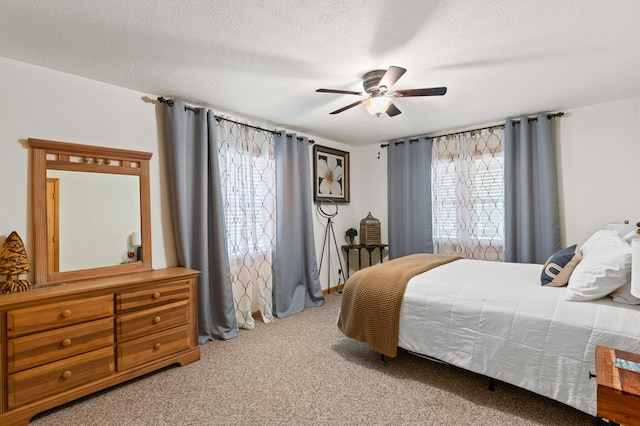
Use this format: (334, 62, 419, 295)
(323, 283, 344, 294)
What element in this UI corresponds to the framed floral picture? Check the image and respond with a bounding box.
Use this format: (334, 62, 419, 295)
(312, 145, 350, 203)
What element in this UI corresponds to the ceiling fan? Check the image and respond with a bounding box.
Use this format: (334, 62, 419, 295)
(316, 65, 447, 117)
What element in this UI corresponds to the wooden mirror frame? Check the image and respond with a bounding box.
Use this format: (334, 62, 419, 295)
(29, 138, 153, 285)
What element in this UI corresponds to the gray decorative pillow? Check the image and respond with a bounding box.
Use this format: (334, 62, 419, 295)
(541, 244, 577, 286)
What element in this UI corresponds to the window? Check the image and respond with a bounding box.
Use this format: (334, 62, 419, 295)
(432, 128, 505, 261)
(223, 152, 275, 256)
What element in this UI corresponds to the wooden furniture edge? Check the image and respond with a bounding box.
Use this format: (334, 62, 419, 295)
(0, 268, 200, 309)
(29, 138, 154, 285)
(27, 138, 153, 161)
(0, 348, 200, 426)
(0, 267, 200, 425)
(596, 345, 640, 425)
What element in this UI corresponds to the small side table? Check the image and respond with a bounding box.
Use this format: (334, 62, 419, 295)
(341, 243, 388, 279)
(595, 345, 640, 425)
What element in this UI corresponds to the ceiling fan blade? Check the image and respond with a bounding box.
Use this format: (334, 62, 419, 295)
(393, 87, 447, 97)
(316, 88, 365, 96)
(330, 99, 364, 115)
(377, 66, 407, 90)
(386, 102, 402, 117)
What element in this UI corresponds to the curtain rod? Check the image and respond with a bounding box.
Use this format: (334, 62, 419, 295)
(380, 112, 564, 148)
(157, 96, 314, 144)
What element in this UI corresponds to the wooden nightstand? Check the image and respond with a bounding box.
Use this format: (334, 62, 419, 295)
(341, 243, 388, 279)
(596, 345, 640, 425)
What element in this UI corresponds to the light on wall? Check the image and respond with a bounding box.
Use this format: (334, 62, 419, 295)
(363, 96, 392, 116)
(130, 231, 142, 261)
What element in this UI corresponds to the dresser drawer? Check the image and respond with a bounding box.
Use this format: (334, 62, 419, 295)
(117, 325, 191, 371)
(7, 346, 114, 409)
(116, 281, 189, 312)
(7, 317, 114, 373)
(117, 300, 189, 342)
(7, 294, 114, 337)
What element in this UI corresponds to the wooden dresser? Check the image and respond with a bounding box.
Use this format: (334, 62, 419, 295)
(0, 267, 200, 426)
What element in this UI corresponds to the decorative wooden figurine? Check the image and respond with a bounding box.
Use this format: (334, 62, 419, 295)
(0, 231, 33, 293)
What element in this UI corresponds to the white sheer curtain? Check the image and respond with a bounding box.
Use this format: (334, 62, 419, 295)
(217, 119, 275, 329)
(432, 128, 505, 261)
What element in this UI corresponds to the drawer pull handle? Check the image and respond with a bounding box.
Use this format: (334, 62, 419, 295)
(61, 370, 72, 379)
(61, 309, 72, 318)
(153, 342, 162, 351)
(152, 292, 161, 299)
(153, 316, 161, 324)
(61, 338, 72, 347)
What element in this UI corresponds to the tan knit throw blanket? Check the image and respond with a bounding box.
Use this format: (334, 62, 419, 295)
(337, 253, 461, 358)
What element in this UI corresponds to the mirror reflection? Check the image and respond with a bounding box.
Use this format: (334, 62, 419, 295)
(46, 170, 141, 273)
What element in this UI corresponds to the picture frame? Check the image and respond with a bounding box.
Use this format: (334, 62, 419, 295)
(312, 145, 350, 203)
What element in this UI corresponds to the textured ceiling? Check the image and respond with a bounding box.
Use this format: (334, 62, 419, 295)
(1, 0, 640, 146)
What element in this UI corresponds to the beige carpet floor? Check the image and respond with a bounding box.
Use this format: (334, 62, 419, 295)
(31, 293, 595, 425)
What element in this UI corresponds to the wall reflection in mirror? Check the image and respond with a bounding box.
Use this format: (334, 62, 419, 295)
(46, 170, 141, 273)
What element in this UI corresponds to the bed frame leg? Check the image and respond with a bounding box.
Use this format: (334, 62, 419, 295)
(488, 378, 495, 391)
(381, 353, 386, 362)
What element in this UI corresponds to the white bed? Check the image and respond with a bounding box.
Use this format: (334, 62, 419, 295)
(398, 258, 640, 415)
(338, 229, 640, 415)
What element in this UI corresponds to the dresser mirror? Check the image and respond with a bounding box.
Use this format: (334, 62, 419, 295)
(29, 138, 153, 285)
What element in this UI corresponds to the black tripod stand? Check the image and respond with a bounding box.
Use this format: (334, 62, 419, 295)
(317, 200, 347, 293)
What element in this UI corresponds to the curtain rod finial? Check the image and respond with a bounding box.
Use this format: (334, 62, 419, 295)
(157, 96, 174, 107)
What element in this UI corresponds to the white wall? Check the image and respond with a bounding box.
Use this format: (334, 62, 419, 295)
(309, 139, 389, 291)
(3, 55, 639, 287)
(0, 56, 359, 290)
(279, 97, 640, 290)
(0, 56, 176, 279)
(353, 97, 640, 257)
(558, 97, 640, 246)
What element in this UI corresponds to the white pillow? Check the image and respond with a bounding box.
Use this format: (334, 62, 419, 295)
(565, 229, 632, 301)
(610, 280, 640, 304)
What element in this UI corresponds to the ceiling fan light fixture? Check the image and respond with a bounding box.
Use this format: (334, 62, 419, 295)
(363, 96, 392, 116)
(316, 65, 446, 117)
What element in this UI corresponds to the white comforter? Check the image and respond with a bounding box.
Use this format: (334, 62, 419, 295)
(398, 259, 640, 415)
